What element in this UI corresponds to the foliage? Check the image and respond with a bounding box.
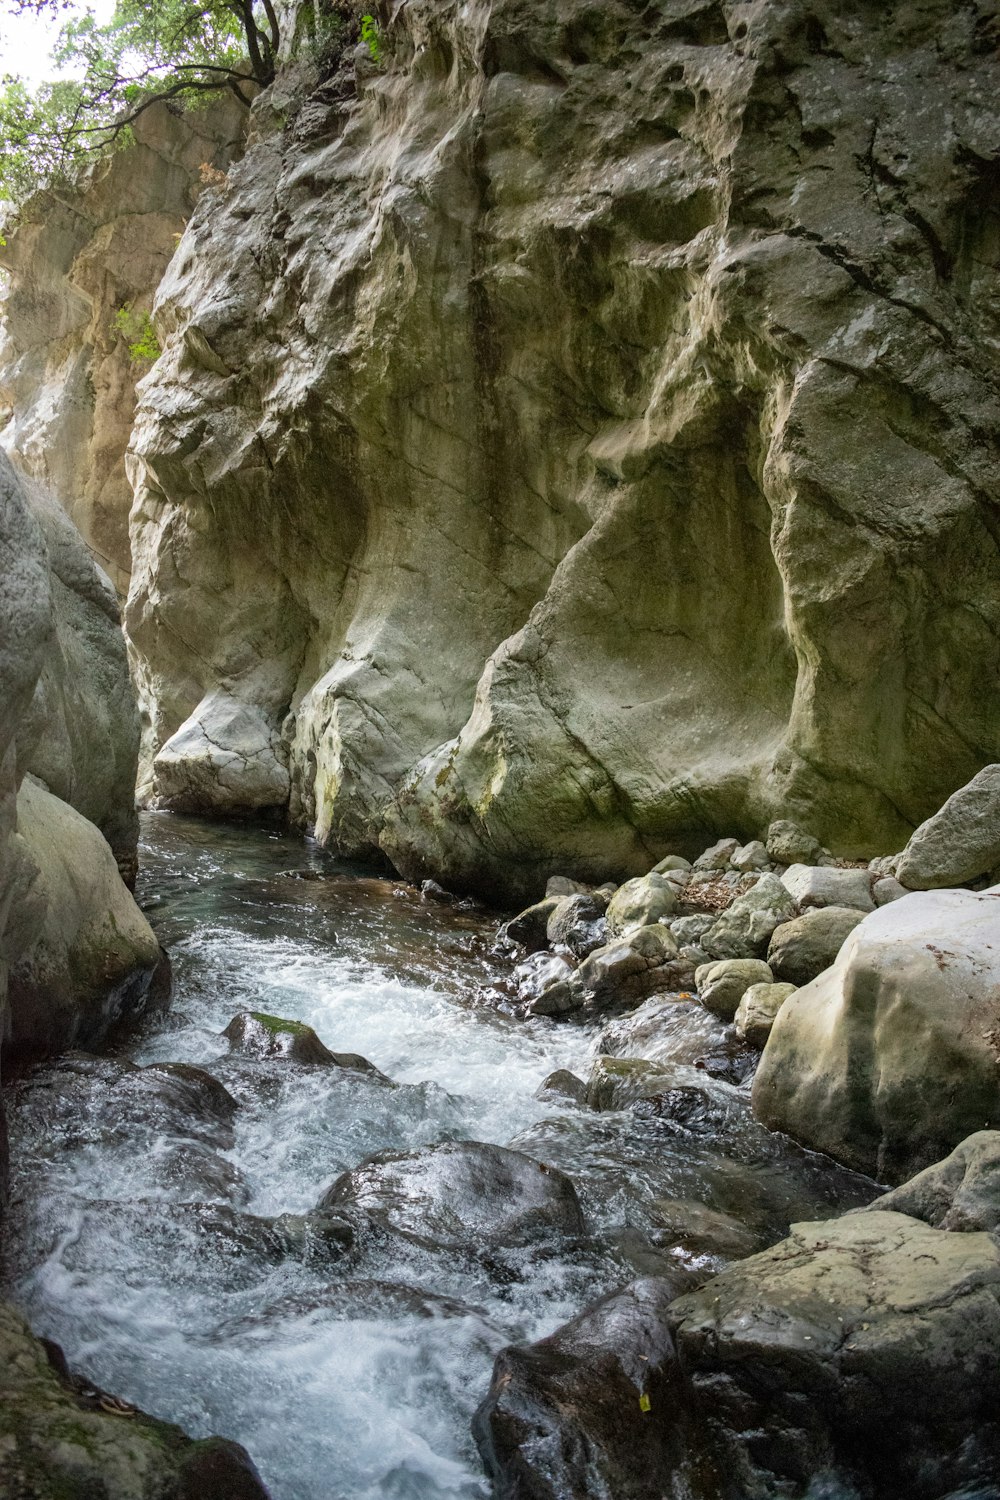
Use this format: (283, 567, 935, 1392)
(112, 303, 162, 363)
(0, 1, 279, 210)
(360, 13, 381, 65)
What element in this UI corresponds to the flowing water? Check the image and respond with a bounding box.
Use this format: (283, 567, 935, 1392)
(3, 814, 877, 1500)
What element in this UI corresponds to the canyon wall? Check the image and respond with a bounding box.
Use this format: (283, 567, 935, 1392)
(0, 98, 245, 593)
(17, 0, 996, 904)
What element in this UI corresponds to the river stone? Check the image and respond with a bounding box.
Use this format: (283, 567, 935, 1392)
(596, 995, 721, 1070)
(513, 951, 575, 1008)
(501, 895, 561, 952)
(222, 1011, 384, 1074)
(154, 690, 290, 814)
(734, 982, 797, 1049)
(692, 837, 740, 872)
(874, 875, 908, 905)
(730, 839, 770, 872)
(6, 777, 166, 1061)
(650, 855, 691, 875)
(545, 892, 608, 957)
(780, 863, 875, 912)
(764, 819, 824, 867)
(695, 958, 774, 1021)
(545, 875, 591, 897)
(670, 1210, 1000, 1499)
(528, 924, 685, 1019)
(869, 1132, 1000, 1234)
(649, 1197, 765, 1263)
(473, 1277, 691, 1500)
(896, 765, 1000, 889)
(0, 1300, 270, 1500)
(753, 887, 1000, 1181)
(585, 1057, 687, 1112)
(870, 853, 903, 878)
(604, 875, 677, 938)
(317, 1140, 584, 1249)
(701, 874, 798, 960)
(766, 904, 866, 986)
(535, 1069, 588, 1107)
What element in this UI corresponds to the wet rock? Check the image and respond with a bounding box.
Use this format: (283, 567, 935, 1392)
(473, 1278, 690, 1500)
(734, 982, 797, 1049)
(701, 874, 798, 960)
(269, 1210, 357, 1266)
(897, 765, 1000, 890)
(545, 892, 608, 957)
(780, 863, 875, 912)
(317, 1140, 585, 1249)
(649, 1197, 765, 1264)
(0, 1300, 270, 1500)
(500, 896, 561, 952)
(535, 1070, 588, 1108)
(420, 878, 457, 904)
(766, 904, 867, 986)
(528, 925, 687, 1019)
(868, 1131, 1000, 1233)
(596, 994, 719, 1070)
(513, 951, 575, 1008)
(604, 874, 677, 938)
(692, 837, 741, 872)
(671, 1210, 1000, 1500)
(765, 819, 824, 867)
(586, 1057, 684, 1112)
(222, 1011, 385, 1075)
(753, 887, 1000, 1181)
(695, 958, 774, 1021)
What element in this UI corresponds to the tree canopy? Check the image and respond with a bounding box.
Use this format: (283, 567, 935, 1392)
(0, 1, 282, 207)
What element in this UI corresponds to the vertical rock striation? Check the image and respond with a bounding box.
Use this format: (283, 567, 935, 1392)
(113, 0, 1000, 900)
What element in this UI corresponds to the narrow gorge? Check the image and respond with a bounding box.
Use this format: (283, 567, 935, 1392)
(0, 1, 999, 1497)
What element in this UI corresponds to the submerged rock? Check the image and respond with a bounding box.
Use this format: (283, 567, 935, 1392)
(317, 1140, 585, 1250)
(222, 1011, 385, 1075)
(0, 1300, 270, 1500)
(753, 887, 1000, 1181)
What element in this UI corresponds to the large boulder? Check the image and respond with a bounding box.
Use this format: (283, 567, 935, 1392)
(669, 1209, 1000, 1499)
(473, 1276, 693, 1500)
(701, 875, 798, 960)
(6, 777, 165, 1061)
(604, 875, 677, 938)
(870, 1131, 1000, 1233)
(753, 887, 1000, 1181)
(766, 904, 866, 985)
(896, 764, 1000, 889)
(0, 1300, 269, 1499)
(154, 690, 290, 814)
(780, 863, 874, 912)
(317, 1140, 584, 1249)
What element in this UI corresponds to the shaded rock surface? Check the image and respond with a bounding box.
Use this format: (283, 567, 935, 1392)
(896, 763, 1000, 889)
(104, 0, 1000, 898)
(766, 903, 865, 985)
(318, 1140, 585, 1249)
(753, 887, 1000, 1181)
(0, 100, 245, 593)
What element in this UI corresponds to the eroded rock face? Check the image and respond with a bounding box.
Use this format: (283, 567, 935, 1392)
(0, 100, 245, 592)
(753, 886, 1000, 1182)
(118, 0, 1000, 898)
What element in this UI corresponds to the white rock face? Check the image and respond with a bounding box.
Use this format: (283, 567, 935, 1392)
(37, 0, 989, 901)
(753, 886, 1000, 1182)
(155, 691, 290, 813)
(896, 764, 1000, 889)
(0, 101, 245, 592)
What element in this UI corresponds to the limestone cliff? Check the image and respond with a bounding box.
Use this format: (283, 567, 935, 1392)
(117, 0, 1000, 901)
(0, 99, 245, 592)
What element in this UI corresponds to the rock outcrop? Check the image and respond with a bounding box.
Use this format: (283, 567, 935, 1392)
(111, 0, 1000, 900)
(752, 885, 1000, 1182)
(0, 99, 245, 592)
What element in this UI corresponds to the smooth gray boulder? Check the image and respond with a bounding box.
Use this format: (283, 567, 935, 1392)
(874, 875, 908, 905)
(765, 819, 823, 866)
(154, 690, 290, 814)
(730, 839, 770, 872)
(869, 1131, 1000, 1233)
(767, 904, 866, 986)
(7, 778, 165, 1061)
(604, 874, 677, 938)
(896, 764, 1000, 889)
(692, 837, 740, 872)
(780, 862, 875, 912)
(734, 981, 797, 1049)
(701, 874, 798, 960)
(695, 958, 774, 1021)
(754, 887, 1000, 1181)
(317, 1140, 584, 1249)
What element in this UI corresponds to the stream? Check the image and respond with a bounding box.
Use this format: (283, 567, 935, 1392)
(2, 813, 877, 1500)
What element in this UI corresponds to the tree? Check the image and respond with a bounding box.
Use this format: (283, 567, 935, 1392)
(0, 1, 282, 206)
